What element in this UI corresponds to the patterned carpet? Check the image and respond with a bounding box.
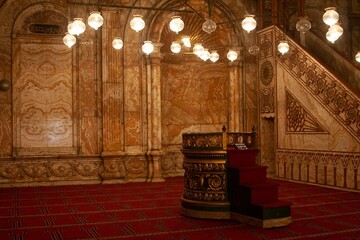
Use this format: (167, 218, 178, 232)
(0, 176, 360, 240)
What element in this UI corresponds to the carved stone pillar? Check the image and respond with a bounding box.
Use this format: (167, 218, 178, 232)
(228, 47, 244, 132)
(146, 43, 164, 182)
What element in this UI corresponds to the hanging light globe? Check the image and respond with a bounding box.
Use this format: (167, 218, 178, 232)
(209, 51, 219, 62)
(200, 48, 210, 61)
(248, 45, 260, 55)
(326, 23, 343, 43)
(181, 36, 191, 48)
(241, 15, 257, 33)
(227, 50, 238, 61)
(355, 51, 360, 63)
(169, 16, 184, 34)
(63, 32, 76, 48)
(296, 16, 312, 34)
(326, 29, 338, 43)
(193, 43, 204, 56)
(72, 18, 86, 36)
(278, 40, 289, 54)
(130, 15, 145, 32)
(88, 11, 104, 30)
(112, 37, 123, 50)
(170, 41, 181, 53)
(202, 18, 217, 34)
(323, 7, 339, 26)
(142, 41, 154, 55)
(67, 21, 77, 35)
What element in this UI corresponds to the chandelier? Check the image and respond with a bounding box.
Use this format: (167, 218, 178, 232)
(202, 18, 217, 34)
(241, 15, 257, 33)
(112, 37, 124, 50)
(87, 11, 103, 30)
(227, 50, 238, 61)
(209, 51, 219, 62)
(63, 32, 76, 48)
(278, 40, 289, 55)
(169, 16, 184, 34)
(296, 16, 311, 34)
(356, 51, 360, 63)
(170, 41, 181, 53)
(130, 15, 145, 32)
(323, 7, 339, 26)
(142, 41, 154, 55)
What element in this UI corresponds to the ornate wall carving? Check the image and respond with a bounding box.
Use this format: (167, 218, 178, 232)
(286, 90, 328, 133)
(277, 150, 360, 190)
(275, 28, 360, 142)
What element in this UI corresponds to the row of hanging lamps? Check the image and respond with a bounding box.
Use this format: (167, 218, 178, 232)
(169, 16, 184, 34)
(142, 40, 154, 55)
(278, 40, 290, 55)
(88, 11, 104, 30)
(112, 37, 124, 50)
(241, 15, 257, 33)
(227, 50, 238, 61)
(63, 32, 77, 48)
(130, 15, 145, 32)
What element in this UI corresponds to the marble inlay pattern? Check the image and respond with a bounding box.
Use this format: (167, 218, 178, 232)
(13, 42, 76, 155)
(275, 28, 360, 141)
(286, 90, 328, 133)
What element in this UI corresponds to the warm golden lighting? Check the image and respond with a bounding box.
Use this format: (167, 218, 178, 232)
(227, 50, 238, 61)
(169, 16, 184, 34)
(63, 32, 76, 48)
(209, 51, 219, 62)
(356, 51, 360, 63)
(200, 48, 210, 61)
(181, 36, 191, 48)
(112, 37, 123, 50)
(326, 23, 343, 43)
(278, 40, 289, 54)
(142, 41, 154, 55)
(202, 18, 217, 34)
(193, 43, 204, 56)
(241, 15, 257, 33)
(170, 41, 181, 53)
(296, 17, 311, 34)
(323, 7, 339, 26)
(130, 15, 145, 32)
(87, 11, 104, 30)
(72, 18, 86, 36)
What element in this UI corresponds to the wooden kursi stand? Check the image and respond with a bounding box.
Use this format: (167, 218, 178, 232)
(181, 128, 292, 228)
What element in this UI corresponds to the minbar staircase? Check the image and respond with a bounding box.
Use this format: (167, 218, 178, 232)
(227, 148, 292, 228)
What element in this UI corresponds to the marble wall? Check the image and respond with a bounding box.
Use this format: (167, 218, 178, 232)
(257, 26, 360, 190)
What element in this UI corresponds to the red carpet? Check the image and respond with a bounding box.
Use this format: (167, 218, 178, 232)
(1, 177, 360, 239)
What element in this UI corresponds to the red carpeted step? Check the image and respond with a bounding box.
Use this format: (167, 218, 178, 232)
(239, 182, 279, 204)
(227, 149, 257, 168)
(237, 166, 268, 184)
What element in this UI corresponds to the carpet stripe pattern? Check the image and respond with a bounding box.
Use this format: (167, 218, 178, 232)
(1, 177, 360, 239)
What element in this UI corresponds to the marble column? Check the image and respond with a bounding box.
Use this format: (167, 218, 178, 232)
(146, 43, 164, 182)
(228, 47, 244, 132)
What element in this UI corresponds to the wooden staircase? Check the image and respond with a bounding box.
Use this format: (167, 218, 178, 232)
(227, 148, 292, 228)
